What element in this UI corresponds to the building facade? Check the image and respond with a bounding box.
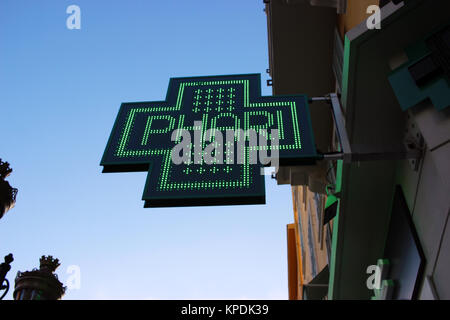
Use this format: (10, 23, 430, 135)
(14, 256, 65, 300)
(287, 186, 332, 299)
(266, 0, 450, 299)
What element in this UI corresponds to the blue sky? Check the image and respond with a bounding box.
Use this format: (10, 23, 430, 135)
(0, 0, 295, 299)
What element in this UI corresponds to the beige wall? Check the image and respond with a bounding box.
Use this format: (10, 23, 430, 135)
(292, 186, 329, 285)
(337, 0, 380, 39)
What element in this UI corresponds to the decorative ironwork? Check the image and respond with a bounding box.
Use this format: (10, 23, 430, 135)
(39, 255, 61, 273)
(0, 158, 18, 220)
(0, 254, 14, 300)
(0, 159, 13, 180)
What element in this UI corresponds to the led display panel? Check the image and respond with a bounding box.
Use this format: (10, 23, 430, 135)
(101, 74, 318, 207)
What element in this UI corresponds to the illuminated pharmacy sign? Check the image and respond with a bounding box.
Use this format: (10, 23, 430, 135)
(101, 74, 317, 207)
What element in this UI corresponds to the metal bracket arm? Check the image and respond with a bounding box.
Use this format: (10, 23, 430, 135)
(309, 94, 423, 163)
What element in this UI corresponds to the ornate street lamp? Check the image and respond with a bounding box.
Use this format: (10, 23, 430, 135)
(0, 159, 18, 220)
(0, 159, 17, 299)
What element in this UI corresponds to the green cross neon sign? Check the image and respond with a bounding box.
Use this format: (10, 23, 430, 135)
(100, 74, 317, 207)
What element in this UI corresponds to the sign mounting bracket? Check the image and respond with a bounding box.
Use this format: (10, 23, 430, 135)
(309, 93, 424, 164)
